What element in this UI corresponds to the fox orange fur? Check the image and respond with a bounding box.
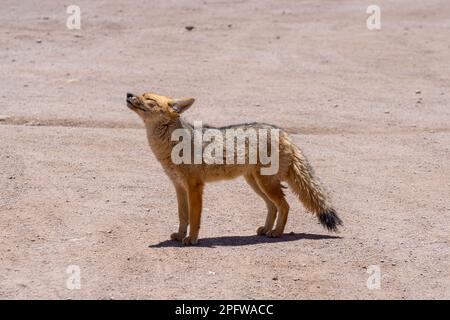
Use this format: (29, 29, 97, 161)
(127, 92, 342, 245)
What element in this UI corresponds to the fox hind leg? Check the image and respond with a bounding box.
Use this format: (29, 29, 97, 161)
(244, 174, 277, 236)
(253, 173, 289, 238)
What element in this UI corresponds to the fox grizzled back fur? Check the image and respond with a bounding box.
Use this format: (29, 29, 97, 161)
(127, 92, 342, 245)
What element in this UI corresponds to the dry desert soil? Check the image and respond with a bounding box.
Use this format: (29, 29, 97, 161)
(0, 0, 449, 299)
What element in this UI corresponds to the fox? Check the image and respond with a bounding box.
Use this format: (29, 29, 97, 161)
(126, 91, 342, 245)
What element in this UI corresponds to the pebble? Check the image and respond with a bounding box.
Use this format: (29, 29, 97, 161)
(185, 26, 194, 31)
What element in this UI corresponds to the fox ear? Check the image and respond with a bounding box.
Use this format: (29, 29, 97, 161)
(169, 98, 195, 114)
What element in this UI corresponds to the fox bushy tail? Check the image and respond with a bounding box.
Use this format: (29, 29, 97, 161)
(286, 142, 342, 232)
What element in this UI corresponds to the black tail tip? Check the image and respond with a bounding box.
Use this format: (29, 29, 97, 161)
(319, 209, 343, 232)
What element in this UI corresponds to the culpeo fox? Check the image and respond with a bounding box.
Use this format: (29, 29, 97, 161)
(127, 92, 342, 245)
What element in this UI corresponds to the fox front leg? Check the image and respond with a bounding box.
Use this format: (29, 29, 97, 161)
(182, 183, 204, 245)
(170, 185, 189, 241)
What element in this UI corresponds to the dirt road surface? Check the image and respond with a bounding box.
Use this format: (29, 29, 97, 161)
(1, 0, 449, 299)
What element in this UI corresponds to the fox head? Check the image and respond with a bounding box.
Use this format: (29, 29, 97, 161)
(126, 92, 195, 123)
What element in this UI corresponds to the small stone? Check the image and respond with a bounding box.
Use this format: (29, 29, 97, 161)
(185, 26, 194, 31)
(415, 90, 421, 94)
(228, 24, 232, 28)
(272, 276, 278, 281)
(36, 39, 42, 44)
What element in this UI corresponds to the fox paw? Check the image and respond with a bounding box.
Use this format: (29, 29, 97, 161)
(256, 226, 270, 236)
(266, 229, 283, 238)
(170, 232, 185, 241)
(182, 236, 198, 246)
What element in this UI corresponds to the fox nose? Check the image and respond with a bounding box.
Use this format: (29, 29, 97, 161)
(127, 93, 134, 99)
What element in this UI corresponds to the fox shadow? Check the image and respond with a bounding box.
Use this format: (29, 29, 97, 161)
(149, 232, 341, 248)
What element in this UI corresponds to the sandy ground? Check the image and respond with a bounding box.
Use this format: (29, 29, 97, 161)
(1, 0, 449, 299)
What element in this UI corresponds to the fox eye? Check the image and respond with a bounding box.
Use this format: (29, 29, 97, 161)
(145, 100, 156, 107)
